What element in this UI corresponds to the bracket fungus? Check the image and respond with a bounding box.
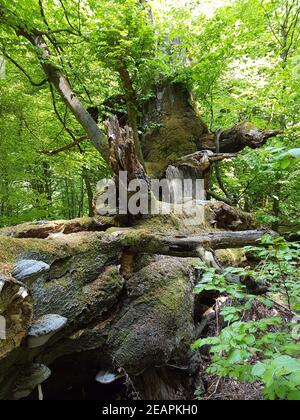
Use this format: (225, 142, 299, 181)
(12, 364, 51, 400)
(12, 259, 50, 282)
(27, 314, 68, 349)
(95, 370, 124, 385)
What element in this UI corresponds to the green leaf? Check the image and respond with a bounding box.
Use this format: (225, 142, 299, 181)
(287, 390, 300, 401)
(227, 349, 248, 365)
(252, 362, 266, 377)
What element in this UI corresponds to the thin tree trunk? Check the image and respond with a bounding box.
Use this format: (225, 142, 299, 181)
(83, 168, 94, 217)
(78, 173, 84, 218)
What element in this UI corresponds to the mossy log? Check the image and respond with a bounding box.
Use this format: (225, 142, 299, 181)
(0, 229, 197, 400)
(0, 211, 273, 400)
(119, 229, 276, 257)
(0, 82, 281, 400)
(0, 217, 105, 239)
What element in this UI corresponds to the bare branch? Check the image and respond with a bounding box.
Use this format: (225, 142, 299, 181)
(0, 49, 48, 86)
(38, 0, 51, 31)
(42, 135, 88, 156)
(59, 0, 82, 35)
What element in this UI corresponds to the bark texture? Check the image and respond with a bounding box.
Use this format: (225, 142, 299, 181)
(141, 82, 209, 176)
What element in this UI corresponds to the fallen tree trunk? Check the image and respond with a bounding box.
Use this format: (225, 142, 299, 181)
(0, 218, 277, 400)
(0, 217, 106, 239)
(120, 229, 277, 257)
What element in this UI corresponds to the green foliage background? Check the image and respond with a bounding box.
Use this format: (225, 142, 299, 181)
(0, 0, 299, 231)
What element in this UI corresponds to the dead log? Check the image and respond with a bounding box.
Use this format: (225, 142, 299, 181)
(162, 229, 277, 254)
(0, 222, 276, 400)
(120, 229, 277, 257)
(175, 151, 238, 169)
(0, 217, 105, 239)
(200, 121, 282, 153)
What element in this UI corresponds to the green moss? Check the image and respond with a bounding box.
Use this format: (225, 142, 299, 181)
(102, 266, 124, 293)
(156, 271, 186, 314)
(0, 217, 97, 238)
(215, 248, 246, 265)
(81, 265, 125, 308)
(141, 82, 208, 174)
(135, 213, 181, 234)
(0, 236, 61, 274)
(108, 257, 195, 374)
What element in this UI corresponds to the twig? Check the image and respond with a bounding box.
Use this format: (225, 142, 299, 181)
(38, 384, 44, 401)
(207, 377, 222, 399)
(0, 49, 48, 86)
(42, 135, 88, 156)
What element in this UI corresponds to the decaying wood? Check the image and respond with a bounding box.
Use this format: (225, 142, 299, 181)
(0, 276, 32, 360)
(200, 121, 282, 153)
(0, 221, 276, 400)
(171, 150, 238, 191)
(195, 307, 217, 337)
(0, 217, 106, 239)
(161, 230, 276, 254)
(120, 229, 277, 257)
(107, 116, 151, 223)
(175, 151, 238, 169)
(107, 116, 149, 183)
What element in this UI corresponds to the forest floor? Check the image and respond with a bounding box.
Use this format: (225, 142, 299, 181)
(199, 300, 293, 400)
(202, 373, 262, 400)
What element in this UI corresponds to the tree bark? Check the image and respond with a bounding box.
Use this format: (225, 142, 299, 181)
(118, 63, 145, 165)
(27, 32, 109, 160)
(108, 116, 148, 183)
(106, 116, 150, 223)
(172, 150, 238, 191)
(0, 275, 32, 360)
